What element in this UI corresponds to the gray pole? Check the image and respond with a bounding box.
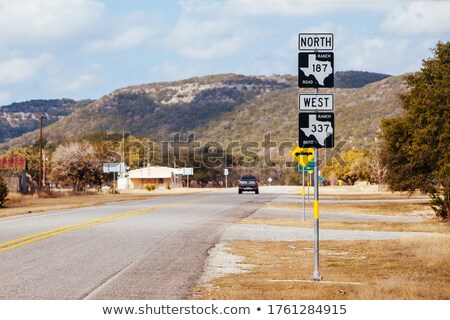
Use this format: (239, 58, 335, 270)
(302, 167, 305, 221)
(308, 171, 311, 204)
(312, 88, 322, 281)
(113, 171, 116, 199)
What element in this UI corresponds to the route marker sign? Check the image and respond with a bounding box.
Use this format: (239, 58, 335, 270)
(299, 112, 334, 148)
(298, 52, 334, 88)
(290, 146, 315, 168)
(299, 33, 333, 51)
(299, 93, 334, 111)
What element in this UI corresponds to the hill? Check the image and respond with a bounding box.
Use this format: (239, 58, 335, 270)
(0, 99, 92, 143)
(334, 71, 390, 88)
(0, 72, 407, 152)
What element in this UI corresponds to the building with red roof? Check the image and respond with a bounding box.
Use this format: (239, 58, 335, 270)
(0, 157, 29, 194)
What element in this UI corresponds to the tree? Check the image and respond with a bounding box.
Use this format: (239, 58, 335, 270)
(322, 149, 369, 185)
(381, 42, 450, 219)
(366, 148, 387, 190)
(2, 145, 42, 183)
(50, 141, 103, 191)
(0, 175, 8, 207)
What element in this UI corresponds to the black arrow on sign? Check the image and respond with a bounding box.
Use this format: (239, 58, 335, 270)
(295, 152, 313, 156)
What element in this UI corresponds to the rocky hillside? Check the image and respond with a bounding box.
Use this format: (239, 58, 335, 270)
(0, 99, 92, 143)
(0, 72, 407, 151)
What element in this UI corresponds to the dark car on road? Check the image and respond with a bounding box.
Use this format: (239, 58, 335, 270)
(238, 175, 259, 194)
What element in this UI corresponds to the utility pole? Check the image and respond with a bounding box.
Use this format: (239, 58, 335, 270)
(39, 115, 44, 189)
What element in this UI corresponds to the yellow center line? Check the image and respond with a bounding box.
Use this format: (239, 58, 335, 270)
(0, 204, 174, 253)
(0, 193, 217, 254)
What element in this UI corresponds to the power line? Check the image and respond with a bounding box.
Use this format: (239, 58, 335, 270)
(1, 0, 449, 7)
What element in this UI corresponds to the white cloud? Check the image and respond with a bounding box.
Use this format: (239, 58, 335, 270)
(0, 0, 104, 46)
(168, 3, 251, 59)
(63, 74, 99, 93)
(84, 27, 152, 52)
(0, 54, 51, 84)
(45, 64, 103, 95)
(193, 0, 393, 17)
(335, 34, 434, 75)
(0, 90, 11, 105)
(381, 2, 450, 33)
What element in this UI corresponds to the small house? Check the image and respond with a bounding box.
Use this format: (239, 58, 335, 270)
(117, 166, 180, 190)
(0, 157, 28, 194)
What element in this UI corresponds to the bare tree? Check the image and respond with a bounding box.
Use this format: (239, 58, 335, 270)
(51, 141, 102, 191)
(367, 148, 387, 191)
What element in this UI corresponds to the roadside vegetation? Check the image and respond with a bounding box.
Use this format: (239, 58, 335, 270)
(380, 42, 450, 219)
(0, 175, 8, 207)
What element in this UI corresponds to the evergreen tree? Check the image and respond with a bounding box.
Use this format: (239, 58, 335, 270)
(381, 42, 450, 219)
(0, 175, 8, 207)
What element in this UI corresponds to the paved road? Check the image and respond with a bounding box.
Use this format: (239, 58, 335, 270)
(0, 190, 275, 299)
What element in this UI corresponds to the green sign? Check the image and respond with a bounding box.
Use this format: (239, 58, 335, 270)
(318, 177, 325, 182)
(298, 159, 315, 171)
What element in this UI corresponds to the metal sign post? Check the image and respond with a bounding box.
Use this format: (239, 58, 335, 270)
(308, 171, 312, 203)
(224, 169, 229, 188)
(302, 167, 306, 221)
(312, 145, 322, 281)
(182, 167, 194, 188)
(298, 33, 334, 282)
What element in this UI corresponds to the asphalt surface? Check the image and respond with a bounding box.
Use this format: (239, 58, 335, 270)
(0, 190, 275, 299)
(0, 186, 433, 300)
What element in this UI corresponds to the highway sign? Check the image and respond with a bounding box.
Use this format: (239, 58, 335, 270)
(298, 52, 334, 88)
(290, 146, 315, 167)
(299, 33, 333, 51)
(224, 169, 229, 176)
(299, 112, 334, 148)
(102, 162, 125, 173)
(182, 167, 194, 175)
(299, 94, 334, 111)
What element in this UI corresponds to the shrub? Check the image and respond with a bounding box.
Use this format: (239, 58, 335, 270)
(145, 184, 156, 191)
(0, 175, 8, 207)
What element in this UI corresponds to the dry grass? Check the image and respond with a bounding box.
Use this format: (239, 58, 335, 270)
(193, 187, 448, 300)
(240, 218, 449, 233)
(290, 185, 426, 198)
(0, 188, 214, 218)
(269, 201, 433, 217)
(193, 236, 450, 300)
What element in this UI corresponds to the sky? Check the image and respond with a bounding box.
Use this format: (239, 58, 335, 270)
(0, 0, 449, 105)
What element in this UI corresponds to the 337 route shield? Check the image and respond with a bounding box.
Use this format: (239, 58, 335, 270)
(299, 112, 334, 148)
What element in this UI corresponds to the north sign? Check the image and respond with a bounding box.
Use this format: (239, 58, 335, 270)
(298, 33, 333, 51)
(299, 94, 334, 111)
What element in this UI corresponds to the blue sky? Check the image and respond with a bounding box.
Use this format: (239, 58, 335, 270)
(0, 0, 449, 105)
